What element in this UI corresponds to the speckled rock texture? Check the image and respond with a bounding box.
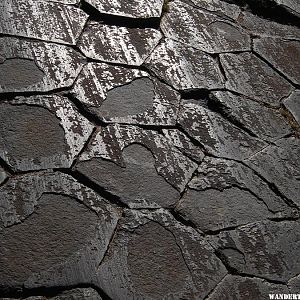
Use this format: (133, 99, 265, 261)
(0, 0, 299, 298)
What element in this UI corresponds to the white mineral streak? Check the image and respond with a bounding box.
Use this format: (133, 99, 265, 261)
(145, 38, 224, 90)
(189, 0, 241, 20)
(85, 0, 164, 18)
(0, 171, 119, 227)
(0, 0, 88, 44)
(72, 63, 180, 125)
(161, 1, 250, 53)
(78, 23, 162, 66)
(6, 95, 94, 170)
(0, 37, 84, 93)
(79, 124, 198, 192)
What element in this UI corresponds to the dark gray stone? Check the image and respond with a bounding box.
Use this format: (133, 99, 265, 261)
(177, 187, 272, 232)
(220, 52, 293, 106)
(207, 275, 289, 299)
(283, 90, 300, 125)
(215, 220, 300, 282)
(289, 275, 300, 293)
(254, 37, 300, 85)
(246, 137, 300, 206)
(273, 0, 300, 18)
(178, 100, 267, 160)
(76, 144, 181, 208)
(161, 1, 250, 53)
(211, 91, 291, 140)
(0, 0, 88, 45)
(96, 209, 227, 299)
(0, 37, 84, 93)
(77, 124, 197, 193)
(78, 22, 161, 66)
(0, 167, 7, 185)
(0, 172, 120, 291)
(145, 38, 224, 90)
(0, 96, 94, 171)
(72, 63, 181, 125)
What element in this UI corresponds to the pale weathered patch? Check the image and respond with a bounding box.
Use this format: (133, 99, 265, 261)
(220, 52, 294, 106)
(161, 1, 250, 53)
(0, 0, 88, 45)
(0, 37, 84, 93)
(72, 63, 181, 125)
(0, 95, 94, 171)
(283, 90, 300, 125)
(78, 22, 162, 66)
(85, 0, 164, 18)
(145, 38, 224, 90)
(77, 124, 198, 194)
(0, 171, 120, 290)
(96, 209, 227, 299)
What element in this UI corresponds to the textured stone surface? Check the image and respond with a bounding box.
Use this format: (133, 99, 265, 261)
(254, 37, 300, 85)
(215, 221, 300, 282)
(0, 37, 84, 93)
(274, 0, 300, 17)
(211, 91, 291, 140)
(237, 11, 300, 40)
(178, 100, 267, 160)
(78, 22, 161, 66)
(161, 1, 250, 53)
(220, 52, 293, 106)
(188, 0, 241, 20)
(76, 125, 197, 201)
(207, 275, 289, 299)
(0, 167, 7, 185)
(246, 137, 300, 206)
(283, 90, 300, 125)
(0, 95, 94, 171)
(0, 172, 120, 292)
(85, 0, 164, 18)
(96, 209, 227, 299)
(72, 63, 181, 125)
(145, 38, 224, 90)
(0, 0, 88, 45)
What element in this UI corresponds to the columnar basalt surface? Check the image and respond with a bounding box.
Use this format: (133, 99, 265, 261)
(0, 0, 299, 298)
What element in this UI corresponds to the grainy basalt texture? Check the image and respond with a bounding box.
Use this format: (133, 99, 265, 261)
(0, 0, 299, 298)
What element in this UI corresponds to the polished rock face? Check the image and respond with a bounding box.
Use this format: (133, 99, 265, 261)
(1, 0, 300, 298)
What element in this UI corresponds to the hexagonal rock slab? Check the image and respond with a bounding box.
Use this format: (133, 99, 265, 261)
(215, 220, 300, 282)
(178, 100, 267, 160)
(161, 1, 250, 54)
(211, 91, 291, 141)
(72, 63, 181, 125)
(220, 52, 293, 106)
(0, 95, 94, 172)
(76, 125, 198, 207)
(85, 0, 164, 18)
(246, 137, 300, 206)
(0, 0, 88, 45)
(283, 90, 300, 125)
(0, 37, 84, 93)
(0, 171, 120, 292)
(145, 38, 224, 90)
(78, 22, 161, 66)
(254, 37, 300, 85)
(188, 0, 241, 20)
(162, 129, 205, 163)
(95, 209, 227, 299)
(0, 166, 8, 185)
(175, 157, 296, 233)
(237, 11, 300, 40)
(20, 288, 102, 300)
(207, 275, 289, 300)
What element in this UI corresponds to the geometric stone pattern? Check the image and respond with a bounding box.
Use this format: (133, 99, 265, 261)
(0, 0, 299, 298)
